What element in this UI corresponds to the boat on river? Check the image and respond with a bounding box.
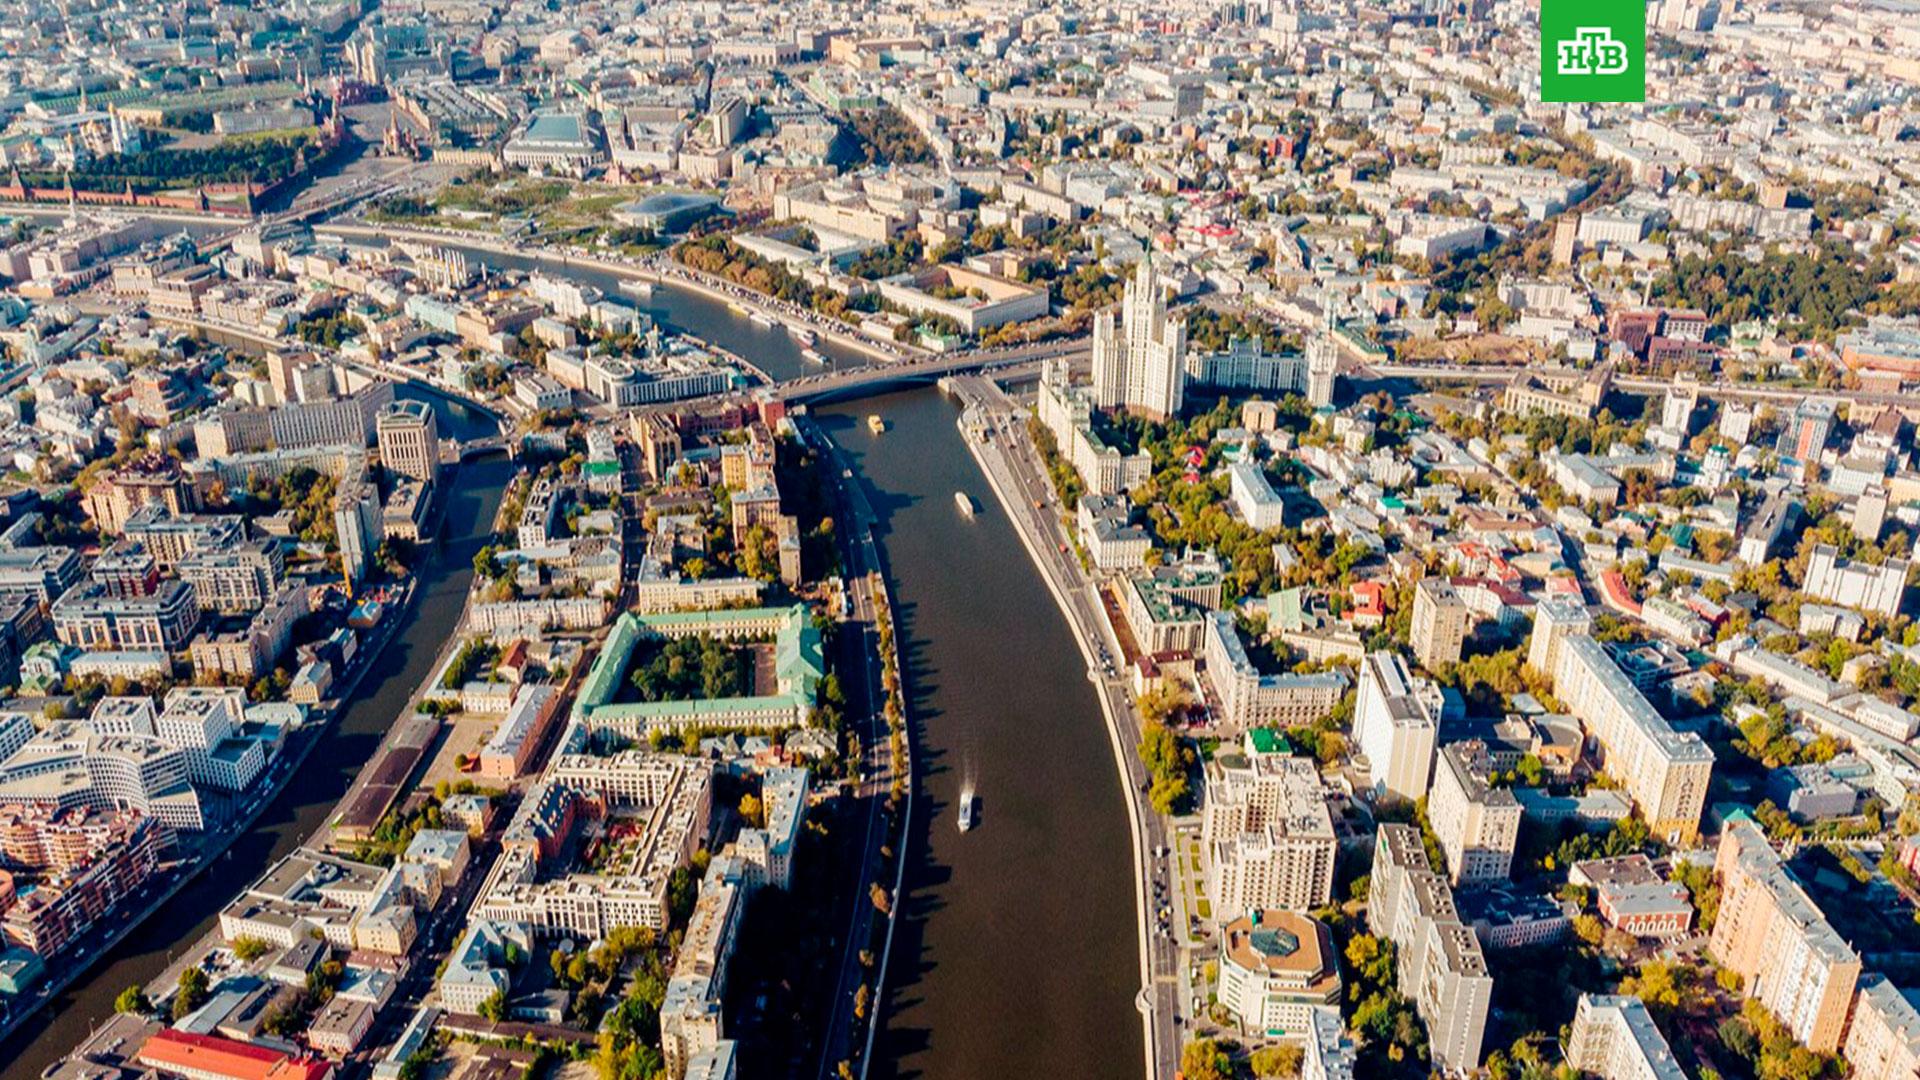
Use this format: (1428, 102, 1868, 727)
(802, 348, 826, 364)
(955, 492, 976, 518)
(868, 415, 886, 434)
(958, 787, 977, 832)
(619, 279, 654, 298)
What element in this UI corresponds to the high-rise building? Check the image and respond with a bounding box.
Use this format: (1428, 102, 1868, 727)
(1710, 820, 1860, 1053)
(376, 399, 441, 483)
(1566, 995, 1687, 1080)
(1545, 634, 1712, 842)
(1775, 397, 1837, 463)
(1844, 974, 1920, 1080)
(1202, 753, 1337, 912)
(1411, 578, 1471, 670)
(1306, 331, 1339, 408)
(1091, 260, 1186, 420)
(1528, 598, 1592, 680)
(335, 469, 383, 588)
(1353, 652, 1441, 801)
(1427, 741, 1521, 885)
(1369, 824, 1492, 1072)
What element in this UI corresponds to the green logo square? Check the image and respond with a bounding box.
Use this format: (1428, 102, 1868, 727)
(1540, 0, 1646, 103)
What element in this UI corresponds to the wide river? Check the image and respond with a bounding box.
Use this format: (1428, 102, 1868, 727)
(5, 247, 1139, 1080)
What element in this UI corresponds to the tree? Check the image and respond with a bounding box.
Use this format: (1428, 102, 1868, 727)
(1252, 1043, 1304, 1078)
(1181, 1038, 1235, 1080)
(172, 968, 210, 1020)
(115, 985, 151, 1015)
(478, 989, 508, 1022)
(738, 793, 765, 828)
(232, 936, 272, 962)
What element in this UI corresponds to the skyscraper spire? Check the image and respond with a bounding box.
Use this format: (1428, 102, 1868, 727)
(1091, 258, 1187, 420)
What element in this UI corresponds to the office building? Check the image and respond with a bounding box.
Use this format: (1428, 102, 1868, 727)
(1427, 741, 1521, 885)
(1091, 259, 1186, 420)
(1202, 753, 1337, 912)
(376, 399, 440, 483)
(1709, 820, 1860, 1053)
(1353, 652, 1441, 801)
(1122, 551, 1224, 654)
(1215, 909, 1342, 1040)
(1803, 545, 1909, 619)
(1411, 578, 1471, 670)
(1202, 613, 1348, 730)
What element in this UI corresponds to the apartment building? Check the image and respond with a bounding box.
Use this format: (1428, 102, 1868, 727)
(1709, 820, 1860, 1053)
(1353, 652, 1441, 801)
(1565, 994, 1687, 1080)
(1369, 824, 1492, 1072)
(1844, 974, 1920, 1080)
(1091, 259, 1186, 421)
(51, 579, 200, 652)
(1411, 577, 1471, 670)
(1427, 741, 1521, 885)
(1539, 627, 1712, 842)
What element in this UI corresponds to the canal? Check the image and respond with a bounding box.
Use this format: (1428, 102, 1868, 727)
(0, 395, 509, 1080)
(818, 389, 1140, 1079)
(347, 236, 874, 381)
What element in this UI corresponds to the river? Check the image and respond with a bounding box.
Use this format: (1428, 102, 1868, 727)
(7, 263, 1138, 1080)
(818, 389, 1141, 1080)
(0, 393, 508, 1080)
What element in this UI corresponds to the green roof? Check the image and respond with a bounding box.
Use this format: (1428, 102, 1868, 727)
(1248, 728, 1293, 756)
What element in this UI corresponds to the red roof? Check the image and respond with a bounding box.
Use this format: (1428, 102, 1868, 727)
(138, 1030, 331, 1080)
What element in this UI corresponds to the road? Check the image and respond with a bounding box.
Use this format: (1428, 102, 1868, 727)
(802, 416, 909, 1080)
(947, 376, 1181, 1080)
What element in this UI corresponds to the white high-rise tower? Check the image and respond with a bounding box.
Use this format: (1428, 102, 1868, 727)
(1091, 260, 1187, 420)
(1306, 330, 1339, 408)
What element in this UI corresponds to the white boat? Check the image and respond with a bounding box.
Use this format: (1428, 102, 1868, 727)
(957, 788, 977, 832)
(867, 415, 886, 434)
(727, 301, 749, 315)
(954, 491, 976, 518)
(791, 327, 817, 345)
(749, 312, 776, 328)
(619, 279, 654, 298)
(801, 348, 826, 364)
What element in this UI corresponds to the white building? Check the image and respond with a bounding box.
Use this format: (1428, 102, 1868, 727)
(1091, 259, 1186, 420)
(1202, 752, 1337, 912)
(1566, 994, 1688, 1080)
(1428, 741, 1521, 885)
(1353, 652, 1441, 801)
(1803, 545, 1909, 619)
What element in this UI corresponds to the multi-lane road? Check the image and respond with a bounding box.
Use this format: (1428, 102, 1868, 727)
(949, 376, 1184, 1080)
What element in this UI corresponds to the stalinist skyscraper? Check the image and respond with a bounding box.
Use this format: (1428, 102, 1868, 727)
(1091, 259, 1187, 421)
